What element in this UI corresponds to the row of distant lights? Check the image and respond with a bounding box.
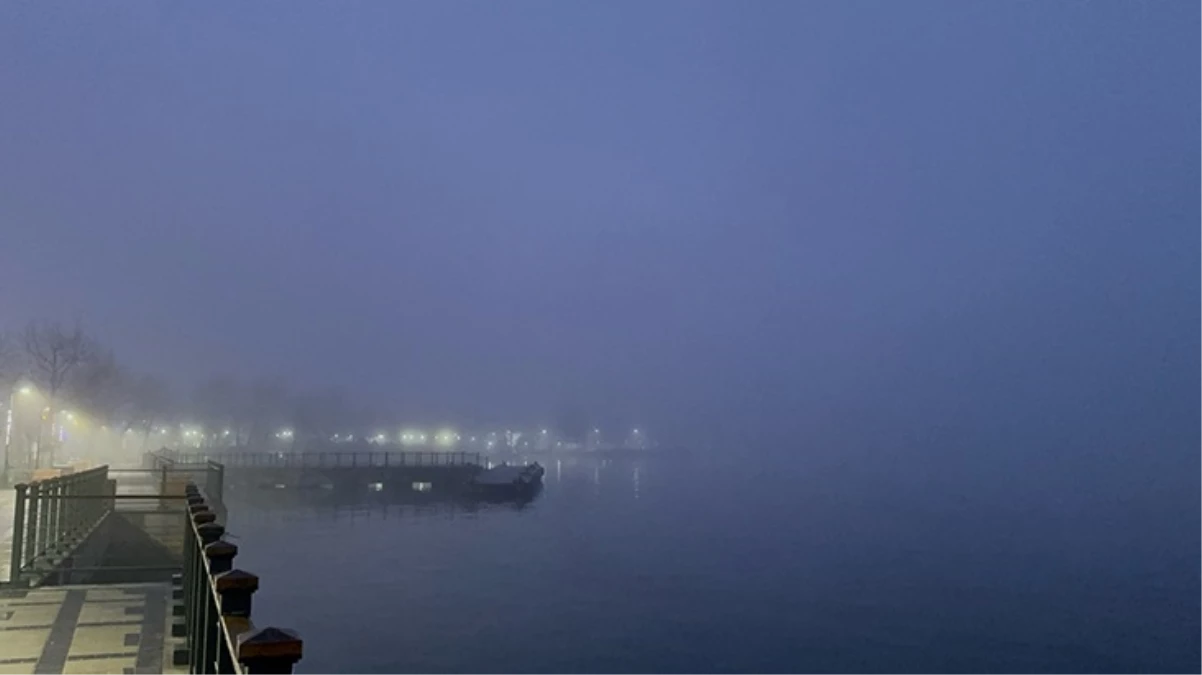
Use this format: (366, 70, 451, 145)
(31, 410, 641, 444)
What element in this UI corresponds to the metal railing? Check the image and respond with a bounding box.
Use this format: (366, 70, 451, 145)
(147, 453, 225, 504)
(7, 466, 114, 584)
(157, 449, 483, 469)
(181, 481, 303, 674)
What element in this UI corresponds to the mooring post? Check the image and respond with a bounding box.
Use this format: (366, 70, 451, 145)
(237, 626, 303, 674)
(205, 540, 238, 575)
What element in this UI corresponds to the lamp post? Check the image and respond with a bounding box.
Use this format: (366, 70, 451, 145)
(3, 383, 33, 486)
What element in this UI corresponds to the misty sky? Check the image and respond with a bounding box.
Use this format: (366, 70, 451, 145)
(0, 2, 1197, 449)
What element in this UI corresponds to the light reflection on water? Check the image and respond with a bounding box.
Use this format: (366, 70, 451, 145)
(222, 456, 1198, 674)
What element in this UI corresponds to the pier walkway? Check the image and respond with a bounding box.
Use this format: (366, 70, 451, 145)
(154, 449, 484, 494)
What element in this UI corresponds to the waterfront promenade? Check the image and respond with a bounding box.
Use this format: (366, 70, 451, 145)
(0, 582, 176, 674)
(1, 459, 302, 674)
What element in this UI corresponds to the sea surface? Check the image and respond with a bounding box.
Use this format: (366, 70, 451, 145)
(222, 453, 1199, 673)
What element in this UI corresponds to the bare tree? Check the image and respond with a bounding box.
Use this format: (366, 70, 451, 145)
(0, 331, 19, 390)
(124, 375, 173, 451)
(23, 320, 95, 466)
(194, 376, 248, 447)
(291, 388, 350, 450)
(71, 347, 124, 420)
(246, 379, 288, 450)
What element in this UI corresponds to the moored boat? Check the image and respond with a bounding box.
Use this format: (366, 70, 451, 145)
(469, 462, 545, 498)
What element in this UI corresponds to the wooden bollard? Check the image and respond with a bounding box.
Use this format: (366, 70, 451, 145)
(204, 540, 238, 574)
(196, 522, 225, 546)
(192, 512, 216, 526)
(215, 569, 257, 616)
(237, 626, 303, 674)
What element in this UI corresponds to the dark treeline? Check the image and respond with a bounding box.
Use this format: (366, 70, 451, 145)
(0, 319, 377, 465)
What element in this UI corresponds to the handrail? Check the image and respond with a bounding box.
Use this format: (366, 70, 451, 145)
(7, 466, 114, 584)
(156, 449, 484, 469)
(146, 453, 226, 512)
(182, 482, 302, 673)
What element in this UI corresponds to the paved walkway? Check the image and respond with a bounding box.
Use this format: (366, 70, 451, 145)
(0, 582, 181, 674)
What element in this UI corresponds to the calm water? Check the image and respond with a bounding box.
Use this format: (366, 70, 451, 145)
(223, 455, 1198, 673)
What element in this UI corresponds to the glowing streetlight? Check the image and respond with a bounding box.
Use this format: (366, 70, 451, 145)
(4, 382, 39, 484)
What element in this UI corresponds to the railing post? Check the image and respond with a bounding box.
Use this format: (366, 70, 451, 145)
(9, 483, 26, 582)
(104, 478, 116, 517)
(47, 481, 61, 553)
(26, 482, 41, 563)
(66, 475, 79, 538)
(186, 508, 215, 659)
(237, 627, 303, 674)
(66, 475, 80, 540)
(216, 462, 224, 503)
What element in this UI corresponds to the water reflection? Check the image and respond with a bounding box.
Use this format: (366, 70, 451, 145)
(222, 456, 652, 522)
(223, 480, 543, 524)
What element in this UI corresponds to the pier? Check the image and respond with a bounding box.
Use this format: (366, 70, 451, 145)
(2, 461, 303, 674)
(152, 449, 485, 495)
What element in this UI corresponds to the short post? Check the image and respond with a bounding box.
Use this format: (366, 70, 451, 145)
(104, 478, 117, 517)
(214, 463, 225, 503)
(204, 540, 238, 575)
(46, 481, 61, 552)
(9, 484, 26, 582)
(215, 569, 257, 616)
(185, 509, 216, 646)
(26, 482, 41, 562)
(237, 627, 303, 674)
(62, 475, 75, 539)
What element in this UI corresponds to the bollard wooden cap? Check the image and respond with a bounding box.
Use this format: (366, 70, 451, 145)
(192, 512, 217, 525)
(196, 522, 225, 539)
(215, 569, 259, 592)
(237, 627, 302, 661)
(204, 539, 239, 559)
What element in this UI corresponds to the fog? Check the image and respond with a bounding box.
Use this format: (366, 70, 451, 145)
(0, 2, 1196, 506)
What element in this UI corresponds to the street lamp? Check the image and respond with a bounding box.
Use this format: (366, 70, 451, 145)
(3, 383, 34, 486)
